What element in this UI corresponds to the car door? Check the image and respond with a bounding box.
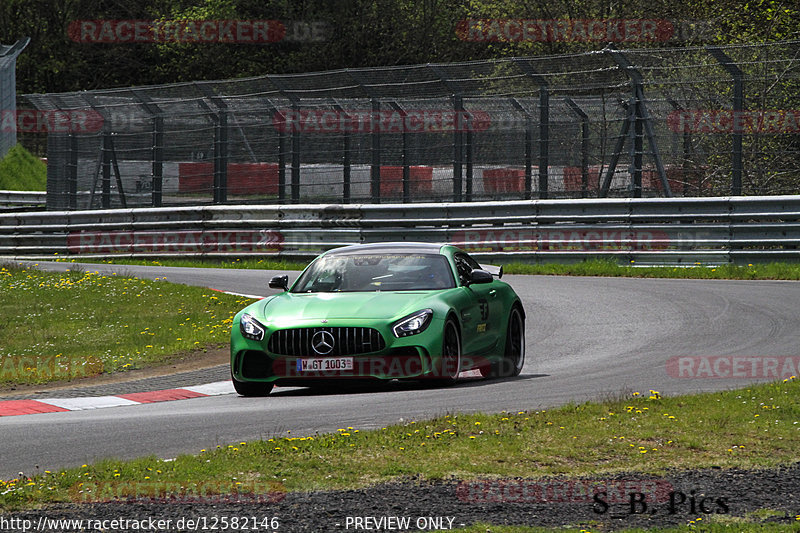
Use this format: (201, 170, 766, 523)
(453, 253, 502, 356)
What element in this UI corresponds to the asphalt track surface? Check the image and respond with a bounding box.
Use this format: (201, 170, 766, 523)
(2, 262, 800, 480)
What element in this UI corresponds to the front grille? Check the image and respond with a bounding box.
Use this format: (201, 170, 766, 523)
(268, 327, 386, 356)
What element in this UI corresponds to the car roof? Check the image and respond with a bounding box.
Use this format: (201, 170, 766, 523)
(324, 242, 450, 256)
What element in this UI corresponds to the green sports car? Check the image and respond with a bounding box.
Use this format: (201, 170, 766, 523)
(230, 242, 525, 396)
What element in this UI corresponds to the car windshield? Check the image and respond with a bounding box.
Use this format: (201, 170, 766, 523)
(292, 253, 456, 292)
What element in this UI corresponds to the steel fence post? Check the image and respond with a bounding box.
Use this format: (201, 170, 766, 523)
(707, 46, 744, 196)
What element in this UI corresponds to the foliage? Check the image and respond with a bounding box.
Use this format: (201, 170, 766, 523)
(1, 1, 798, 95)
(0, 144, 46, 190)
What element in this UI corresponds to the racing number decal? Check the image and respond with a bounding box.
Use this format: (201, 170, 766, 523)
(478, 298, 490, 321)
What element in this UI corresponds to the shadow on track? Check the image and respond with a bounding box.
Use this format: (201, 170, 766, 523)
(261, 373, 549, 398)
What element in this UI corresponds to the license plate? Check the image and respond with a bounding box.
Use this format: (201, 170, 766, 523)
(296, 357, 354, 372)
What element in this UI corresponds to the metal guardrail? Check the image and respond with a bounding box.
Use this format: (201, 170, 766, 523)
(1, 195, 800, 265)
(0, 190, 46, 208)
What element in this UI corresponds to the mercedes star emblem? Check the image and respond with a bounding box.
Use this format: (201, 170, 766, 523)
(311, 330, 335, 355)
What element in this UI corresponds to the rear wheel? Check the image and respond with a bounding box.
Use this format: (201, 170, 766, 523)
(231, 371, 274, 397)
(434, 318, 461, 385)
(482, 305, 525, 378)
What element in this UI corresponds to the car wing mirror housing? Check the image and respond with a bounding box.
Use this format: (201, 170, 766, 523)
(269, 274, 289, 291)
(480, 264, 503, 278)
(468, 268, 494, 285)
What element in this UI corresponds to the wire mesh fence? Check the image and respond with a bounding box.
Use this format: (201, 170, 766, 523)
(0, 38, 29, 160)
(19, 39, 800, 210)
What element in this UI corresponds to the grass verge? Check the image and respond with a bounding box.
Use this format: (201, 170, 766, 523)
(62, 256, 308, 272)
(1, 378, 797, 513)
(0, 263, 253, 386)
(502, 260, 800, 280)
(0, 144, 47, 191)
(59, 257, 800, 281)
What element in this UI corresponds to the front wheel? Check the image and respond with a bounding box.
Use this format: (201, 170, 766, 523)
(231, 371, 274, 397)
(433, 318, 462, 385)
(482, 305, 525, 378)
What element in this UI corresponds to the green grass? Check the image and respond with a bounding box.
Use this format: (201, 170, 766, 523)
(502, 260, 800, 280)
(1, 378, 798, 516)
(68, 256, 307, 272)
(0, 263, 254, 385)
(62, 257, 800, 281)
(0, 144, 47, 191)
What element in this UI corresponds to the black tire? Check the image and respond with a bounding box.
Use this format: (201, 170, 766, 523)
(231, 371, 274, 397)
(482, 305, 525, 378)
(434, 318, 462, 385)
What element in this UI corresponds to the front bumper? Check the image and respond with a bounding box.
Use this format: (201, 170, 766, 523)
(233, 347, 435, 382)
(231, 317, 447, 383)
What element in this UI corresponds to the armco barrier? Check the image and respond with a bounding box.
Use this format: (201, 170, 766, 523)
(1, 196, 800, 265)
(0, 190, 46, 208)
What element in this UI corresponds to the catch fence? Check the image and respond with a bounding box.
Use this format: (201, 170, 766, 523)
(19, 39, 800, 210)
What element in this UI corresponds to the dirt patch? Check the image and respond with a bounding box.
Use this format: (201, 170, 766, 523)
(0, 346, 229, 398)
(6, 464, 800, 531)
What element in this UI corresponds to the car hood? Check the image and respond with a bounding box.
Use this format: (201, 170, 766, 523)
(257, 291, 440, 324)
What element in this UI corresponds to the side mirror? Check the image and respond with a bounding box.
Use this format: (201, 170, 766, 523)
(467, 269, 493, 286)
(480, 264, 503, 279)
(268, 275, 289, 291)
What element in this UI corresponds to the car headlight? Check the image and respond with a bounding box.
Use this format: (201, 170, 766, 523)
(392, 309, 433, 338)
(240, 313, 266, 341)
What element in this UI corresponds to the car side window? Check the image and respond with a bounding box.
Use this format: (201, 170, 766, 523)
(464, 253, 481, 270)
(454, 253, 476, 286)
